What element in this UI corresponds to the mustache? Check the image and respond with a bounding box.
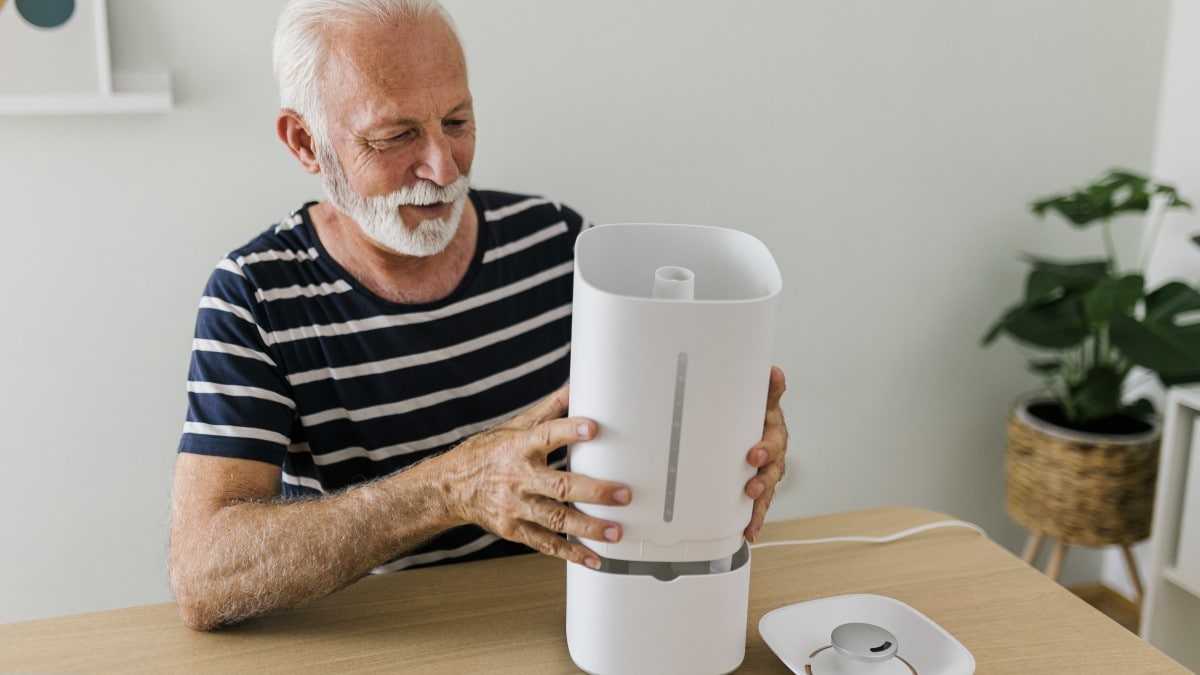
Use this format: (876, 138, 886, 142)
(393, 176, 471, 206)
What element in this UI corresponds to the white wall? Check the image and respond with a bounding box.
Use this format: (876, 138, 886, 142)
(0, 0, 1171, 623)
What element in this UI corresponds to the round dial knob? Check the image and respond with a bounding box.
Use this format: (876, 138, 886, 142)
(830, 622, 899, 662)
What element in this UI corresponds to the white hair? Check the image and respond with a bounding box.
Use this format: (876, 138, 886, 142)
(272, 0, 460, 138)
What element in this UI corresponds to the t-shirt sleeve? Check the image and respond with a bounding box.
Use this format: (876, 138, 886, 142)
(177, 258, 295, 466)
(552, 199, 590, 247)
(558, 201, 591, 239)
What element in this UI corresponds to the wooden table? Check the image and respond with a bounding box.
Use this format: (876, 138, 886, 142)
(0, 506, 1186, 673)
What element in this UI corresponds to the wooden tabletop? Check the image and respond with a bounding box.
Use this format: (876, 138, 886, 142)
(0, 506, 1186, 673)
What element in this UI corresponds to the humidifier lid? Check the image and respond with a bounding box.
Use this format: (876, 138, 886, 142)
(575, 223, 781, 303)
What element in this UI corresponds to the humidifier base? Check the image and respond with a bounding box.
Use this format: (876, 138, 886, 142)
(565, 543, 751, 675)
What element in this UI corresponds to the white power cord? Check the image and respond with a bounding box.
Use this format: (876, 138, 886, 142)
(749, 519, 987, 550)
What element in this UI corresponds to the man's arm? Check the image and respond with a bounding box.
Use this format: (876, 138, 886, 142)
(169, 385, 629, 631)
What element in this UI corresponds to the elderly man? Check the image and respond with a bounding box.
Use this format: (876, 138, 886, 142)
(170, 0, 788, 631)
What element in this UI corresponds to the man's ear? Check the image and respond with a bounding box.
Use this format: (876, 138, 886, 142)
(277, 109, 321, 175)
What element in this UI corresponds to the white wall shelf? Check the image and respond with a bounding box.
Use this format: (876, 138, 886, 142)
(0, 70, 172, 116)
(0, 0, 171, 116)
(1140, 386, 1200, 672)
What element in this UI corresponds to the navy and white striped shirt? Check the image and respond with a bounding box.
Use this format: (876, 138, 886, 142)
(179, 189, 586, 570)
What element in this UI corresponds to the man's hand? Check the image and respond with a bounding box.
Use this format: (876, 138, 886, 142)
(438, 384, 631, 570)
(743, 366, 788, 542)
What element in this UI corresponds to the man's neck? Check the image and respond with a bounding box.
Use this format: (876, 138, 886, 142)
(309, 199, 479, 305)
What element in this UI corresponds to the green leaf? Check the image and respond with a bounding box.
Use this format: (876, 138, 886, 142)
(1028, 360, 1062, 376)
(988, 260, 1112, 347)
(1154, 184, 1191, 209)
(1145, 281, 1200, 319)
(981, 318, 1005, 346)
(1082, 274, 1144, 324)
(1107, 169, 1150, 187)
(1022, 257, 1110, 292)
(1031, 192, 1108, 226)
(1124, 397, 1156, 419)
(1109, 282, 1200, 383)
(1000, 295, 1089, 349)
(1029, 168, 1190, 227)
(1024, 269, 1061, 303)
(1067, 366, 1124, 421)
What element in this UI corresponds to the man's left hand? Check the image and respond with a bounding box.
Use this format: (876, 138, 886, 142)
(744, 366, 788, 542)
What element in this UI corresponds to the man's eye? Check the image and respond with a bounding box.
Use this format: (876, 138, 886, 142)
(367, 132, 412, 149)
(445, 119, 469, 130)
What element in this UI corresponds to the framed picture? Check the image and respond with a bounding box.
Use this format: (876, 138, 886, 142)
(0, 0, 112, 97)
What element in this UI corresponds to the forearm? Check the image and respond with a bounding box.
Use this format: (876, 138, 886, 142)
(170, 458, 457, 630)
(169, 384, 633, 630)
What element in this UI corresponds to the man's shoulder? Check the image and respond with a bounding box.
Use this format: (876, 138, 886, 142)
(202, 202, 325, 298)
(224, 203, 319, 262)
(473, 188, 585, 225)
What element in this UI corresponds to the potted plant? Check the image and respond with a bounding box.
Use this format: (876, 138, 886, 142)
(982, 168, 1200, 587)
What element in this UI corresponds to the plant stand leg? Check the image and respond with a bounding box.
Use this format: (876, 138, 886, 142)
(1120, 545, 1144, 607)
(1046, 540, 1069, 582)
(1021, 533, 1045, 565)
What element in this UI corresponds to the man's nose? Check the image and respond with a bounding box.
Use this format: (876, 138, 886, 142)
(413, 132, 459, 187)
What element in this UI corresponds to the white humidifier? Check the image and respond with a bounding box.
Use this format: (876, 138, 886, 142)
(566, 223, 782, 675)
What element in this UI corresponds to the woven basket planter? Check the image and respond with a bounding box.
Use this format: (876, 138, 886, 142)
(1005, 392, 1160, 548)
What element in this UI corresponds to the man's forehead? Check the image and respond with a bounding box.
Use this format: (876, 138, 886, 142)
(321, 14, 470, 127)
(326, 14, 466, 81)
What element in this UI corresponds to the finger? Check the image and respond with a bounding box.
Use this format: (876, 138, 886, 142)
(510, 520, 604, 569)
(750, 366, 788, 469)
(749, 422, 788, 468)
(745, 458, 785, 542)
(748, 427, 787, 469)
(531, 467, 632, 507)
(744, 487, 774, 543)
(746, 456, 786, 501)
(524, 497, 623, 544)
(507, 384, 571, 430)
(521, 416, 598, 460)
(766, 366, 787, 410)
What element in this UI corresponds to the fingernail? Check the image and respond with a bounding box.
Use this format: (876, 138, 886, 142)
(604, 526, 620, 542)
(750, 482, 766, 499)
(613, 488, 631, 505)
(751, 448, 768, 466)
(586, 556, 601, 570)
(577, 423, 592, 438)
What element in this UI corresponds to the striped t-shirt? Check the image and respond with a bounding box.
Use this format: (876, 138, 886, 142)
(178, 189, 586, 571)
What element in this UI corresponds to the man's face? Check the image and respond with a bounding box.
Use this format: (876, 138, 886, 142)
(315, 15, 476, 256)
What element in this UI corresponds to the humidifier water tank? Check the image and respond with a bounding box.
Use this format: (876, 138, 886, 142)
(568, 223, 782, 562)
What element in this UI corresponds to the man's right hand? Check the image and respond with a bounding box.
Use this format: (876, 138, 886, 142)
(435, 384, 631, 570)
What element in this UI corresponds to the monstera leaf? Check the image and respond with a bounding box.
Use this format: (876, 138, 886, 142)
(983, 295, 1088, 350)
(982, 259, 1141, 352)
(1110, 282, 1200, 386)
(1032, 169, 1190, 228)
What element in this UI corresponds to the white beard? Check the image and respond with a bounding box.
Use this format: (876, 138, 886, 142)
(316, 139, 470, 257)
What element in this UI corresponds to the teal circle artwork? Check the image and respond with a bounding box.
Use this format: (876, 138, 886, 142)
(15, 0, 75, 29)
